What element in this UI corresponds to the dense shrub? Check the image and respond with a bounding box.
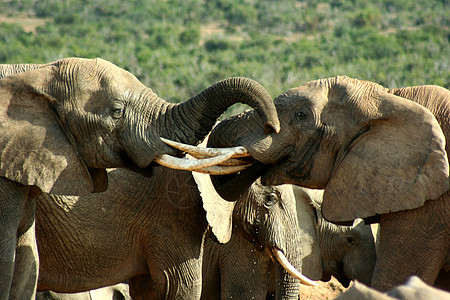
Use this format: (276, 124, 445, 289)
(0, 0, 448, 109)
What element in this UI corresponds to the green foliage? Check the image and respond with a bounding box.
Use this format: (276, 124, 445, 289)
(0, 0, 448, 113)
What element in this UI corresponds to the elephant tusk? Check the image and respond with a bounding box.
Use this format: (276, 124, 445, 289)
(160, 137, 251, 158)
(270, 247, 318, 287)
(192, 164, 252, 175)
(154, 152, 234, 171)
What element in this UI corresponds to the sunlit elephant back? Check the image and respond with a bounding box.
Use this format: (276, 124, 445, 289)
(206, 76, 449, 291)
(0, 58, 280, 299)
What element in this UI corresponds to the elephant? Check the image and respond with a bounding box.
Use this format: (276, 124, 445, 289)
(34, 176, 376, 300)
(336, 276, 450, 300)
(34, 166, 314, 299)
(36, 283, 130, 300)
(0, 57, 280, 299)
(206, 76, 450, 291)
(293, 187, 377, 288)
(201, 185, 377, 299)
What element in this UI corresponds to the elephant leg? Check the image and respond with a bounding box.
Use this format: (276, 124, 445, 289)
(372, 198, 448, 291)
(0, 178, 29, 300)
(10, 197, 38, 300)
(130, 262, 203, 300)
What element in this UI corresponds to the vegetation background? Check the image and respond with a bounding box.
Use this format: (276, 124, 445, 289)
(0, 1, 448, 297)
(1, 0, 449, 115)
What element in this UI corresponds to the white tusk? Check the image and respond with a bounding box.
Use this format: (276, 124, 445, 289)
(154, 152, 234, 171)
(271, 247, 318, 287)
(192, 164, 252, 175)
(160, 137, 250, 158)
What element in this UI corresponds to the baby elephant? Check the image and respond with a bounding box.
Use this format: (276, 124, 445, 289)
(35, 167, 312, 299)
(294, 187, 377, 287)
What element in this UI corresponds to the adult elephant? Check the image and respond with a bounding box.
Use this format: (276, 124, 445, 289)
(207, 76, 449, 291)
(294, 187, 376, 288)
(35, 167, 314, 299)
(35, 173, 376, 299)
(0, 57, 280, 299)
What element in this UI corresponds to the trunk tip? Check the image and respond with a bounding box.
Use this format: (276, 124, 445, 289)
(264, 121, 281, 134)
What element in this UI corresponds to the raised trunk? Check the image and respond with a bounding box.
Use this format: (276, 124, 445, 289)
(129, 77, 279, 169)
(164, 77, 279, 147)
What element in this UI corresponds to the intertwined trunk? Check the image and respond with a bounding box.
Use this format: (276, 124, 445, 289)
(162, 77, 279, 147)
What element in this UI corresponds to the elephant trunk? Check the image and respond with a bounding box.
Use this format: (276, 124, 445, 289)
(269, 245, 304, 300)
(266, 215, 314, 298)
(275, 263, 301, 300)
(206, 108, 281, 200)
(123, 77, 279, 170)
(210, 162, 267, 201)
(162, 77, 279, 147)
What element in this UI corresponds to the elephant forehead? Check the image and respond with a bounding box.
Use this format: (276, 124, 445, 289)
(277, 184, 296, 206)
(276, 86, 328, 112)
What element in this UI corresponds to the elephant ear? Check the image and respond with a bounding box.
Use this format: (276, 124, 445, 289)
(292, 186, 323, 280)
(0, 65, 105, 195)
(193, 171, 236, 243)
(323, 89, 449, 224)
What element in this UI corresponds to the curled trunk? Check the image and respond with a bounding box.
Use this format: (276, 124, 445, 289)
(163, 77, 279, 146)
(120, 77, 280, 169)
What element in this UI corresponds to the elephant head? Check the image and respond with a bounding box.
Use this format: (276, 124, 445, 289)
(207, 76, 449, 225)
(294, 186, 376, 288)
(194, 172, 316, 299)
(0, 57, 280, 196)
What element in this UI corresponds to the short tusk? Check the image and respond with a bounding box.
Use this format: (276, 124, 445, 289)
(271, 247, 318, 287)
(192, 164, 252, 175)
(154, 152, 234, 171)
(160, 137, 250, 158)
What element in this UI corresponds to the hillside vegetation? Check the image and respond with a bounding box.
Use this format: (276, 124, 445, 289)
(1, 0, 448, 106)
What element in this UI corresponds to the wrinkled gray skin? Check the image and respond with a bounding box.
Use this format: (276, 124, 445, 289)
(0, 58, 279, 299)
(208, 76, 449, 291)
(294, 187, 377, 288)
(36, 283, 130, 300)
(336, 276, 450, 300)
(35, 167, 303, 300)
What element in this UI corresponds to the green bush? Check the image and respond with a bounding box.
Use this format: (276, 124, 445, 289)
(0, 0, 448, 95)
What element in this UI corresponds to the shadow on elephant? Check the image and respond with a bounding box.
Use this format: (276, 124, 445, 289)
(0, 58, 280, 298)
(207, 76, 449, 291)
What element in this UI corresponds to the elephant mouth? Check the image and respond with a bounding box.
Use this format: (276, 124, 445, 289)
(259, 155, 310, 186)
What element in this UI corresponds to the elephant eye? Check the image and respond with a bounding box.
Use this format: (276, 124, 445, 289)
(346, 235, 354, 246)
(295, 111, 307, 121)
(264, 193, 278, 207)
(111, 102, 125, 119)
